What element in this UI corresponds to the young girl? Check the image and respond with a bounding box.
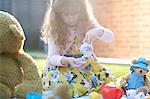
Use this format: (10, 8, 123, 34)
(41, 0, 115, 97)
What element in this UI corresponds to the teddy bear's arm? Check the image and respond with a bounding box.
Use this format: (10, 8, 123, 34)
(16, 52, 42, 82)
(145, 77, 150, 91)
(0, 83, 12, 99)
(14, 52, 42, 98)
(122, 73, 130, 81)
(120, 73, 130, 87)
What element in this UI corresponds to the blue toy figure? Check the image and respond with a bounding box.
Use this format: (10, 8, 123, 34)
(26, 92, 42, 99)
(127, 57, 149, 89)
(120, 57, 150, 99)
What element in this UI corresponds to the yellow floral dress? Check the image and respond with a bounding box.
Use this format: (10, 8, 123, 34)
(42, 34, 116, 98)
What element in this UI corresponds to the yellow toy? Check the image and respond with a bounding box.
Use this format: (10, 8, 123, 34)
(89, 91, 102, 99)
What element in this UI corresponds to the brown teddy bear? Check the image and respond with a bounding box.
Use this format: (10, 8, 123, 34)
(0, 11, 42, 99)
(120, 57, 150, 98)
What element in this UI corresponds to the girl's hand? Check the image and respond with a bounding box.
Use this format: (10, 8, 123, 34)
(61, 57, 80, 66)
(84, 28, 104, 44)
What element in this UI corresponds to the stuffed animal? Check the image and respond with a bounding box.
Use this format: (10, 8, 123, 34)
(71, 42, 93, 68)
(48, 83, 72, 99)
(0, 11, 42, 99)
(79, 42, 93, 61)
(120, 57, 150, 98)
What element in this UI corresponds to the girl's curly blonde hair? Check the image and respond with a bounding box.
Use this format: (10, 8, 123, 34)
(41, 0, 95, 50)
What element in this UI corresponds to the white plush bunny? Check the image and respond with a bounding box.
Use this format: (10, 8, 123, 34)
(79, 42, 93, 61)
(74, 43, 93, 67)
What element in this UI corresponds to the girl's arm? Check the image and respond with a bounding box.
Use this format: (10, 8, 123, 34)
(84, 21, 114, 43)
(46, 37, 78, 67)
(46, 37, 63, 66)
(92, 21, 114, 42)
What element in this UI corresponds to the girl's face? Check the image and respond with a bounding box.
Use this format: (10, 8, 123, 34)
(53, 0, 84, 27)
(61, 12, 80, 27)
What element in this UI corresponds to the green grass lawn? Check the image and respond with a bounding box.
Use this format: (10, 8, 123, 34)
(101, 63, 130, 77)
(36, 59, 46, 74)
(35, 58, 150, 78)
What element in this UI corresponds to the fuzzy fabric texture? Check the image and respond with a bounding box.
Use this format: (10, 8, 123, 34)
(0, 11, 42, 99)
(120, 57, 150, 98)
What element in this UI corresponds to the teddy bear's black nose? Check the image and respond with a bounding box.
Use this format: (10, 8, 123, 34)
(140, 70, 142, 74)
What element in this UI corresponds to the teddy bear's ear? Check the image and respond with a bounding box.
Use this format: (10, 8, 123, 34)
(147, 60, 150, 69)
(132, 59, 136, 64)
(9, 24, 25, 40)
(147, 60, 150, 65)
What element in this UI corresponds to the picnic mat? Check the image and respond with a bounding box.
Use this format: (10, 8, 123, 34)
(42, 90, 89, 99)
